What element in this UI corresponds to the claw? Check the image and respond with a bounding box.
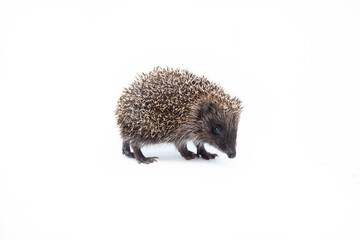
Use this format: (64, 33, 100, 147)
(182, 151, 197, 160)
(201, 153, 218, 160)
(137, 157, 158, 164)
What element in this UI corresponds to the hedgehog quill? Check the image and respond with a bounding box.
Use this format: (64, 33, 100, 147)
(115, 67, 243, 164)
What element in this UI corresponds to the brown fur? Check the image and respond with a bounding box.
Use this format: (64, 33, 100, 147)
(115, 67, 242, 164)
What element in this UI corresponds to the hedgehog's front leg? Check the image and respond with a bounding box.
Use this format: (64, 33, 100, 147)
(131, 144, 158, 164)
(196, 143, 218, 160)
(176, 142, 197, 160)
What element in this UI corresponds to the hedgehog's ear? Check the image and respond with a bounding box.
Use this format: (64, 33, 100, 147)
(199, 102, 214, 118)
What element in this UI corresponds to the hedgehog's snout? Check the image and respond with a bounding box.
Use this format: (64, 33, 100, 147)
(227, 151, 236, 158)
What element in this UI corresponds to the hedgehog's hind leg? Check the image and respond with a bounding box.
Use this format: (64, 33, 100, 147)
(122, 141, 135, 158)
(176, 142, 197, 160)
(196, 143, 218, 160)
(131, 144, 158, 164)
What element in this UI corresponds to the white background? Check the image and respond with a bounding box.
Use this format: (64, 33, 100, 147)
(1, 0, 360, 239)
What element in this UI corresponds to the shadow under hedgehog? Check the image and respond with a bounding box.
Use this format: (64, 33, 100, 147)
(115, 67, 243, 164)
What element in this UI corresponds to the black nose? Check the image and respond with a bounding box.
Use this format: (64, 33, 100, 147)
(227, 152, 236, 158)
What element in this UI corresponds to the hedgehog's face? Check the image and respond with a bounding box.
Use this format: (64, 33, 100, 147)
(198, 102, 240, 158)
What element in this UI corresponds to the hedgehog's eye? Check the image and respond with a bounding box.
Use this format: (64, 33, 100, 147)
(212, 126, 221, 135)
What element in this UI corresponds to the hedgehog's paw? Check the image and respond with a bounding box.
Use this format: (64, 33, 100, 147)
(137, 157, 158, 164)
(132, 146, 158, 164)
(180, 151, 198, 160)
(200, 152, 218, 160)
(196, 144, 218, 160)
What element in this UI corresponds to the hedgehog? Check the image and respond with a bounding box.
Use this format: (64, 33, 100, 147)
(115, 67, 243, 164)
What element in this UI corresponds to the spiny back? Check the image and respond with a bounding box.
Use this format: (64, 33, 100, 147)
(116, 67, 241, 139)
